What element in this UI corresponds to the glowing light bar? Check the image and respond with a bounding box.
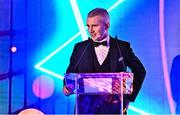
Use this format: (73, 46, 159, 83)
(107, 0, 124, 12)
(129, 105, 150, 115)
(70, 0, 88, 41)
(36, 66, 64, 80)
(35, 31, 81, 70)
(159, 0, 175, 114)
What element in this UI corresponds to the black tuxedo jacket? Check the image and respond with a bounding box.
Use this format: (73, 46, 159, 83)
(66, 36, 146, 102)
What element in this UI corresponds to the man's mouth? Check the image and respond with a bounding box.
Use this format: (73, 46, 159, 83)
(91, 33, 96, 37)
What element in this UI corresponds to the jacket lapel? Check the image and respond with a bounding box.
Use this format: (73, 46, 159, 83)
(85, 39, 96, 72)
(109, 37, 118, 72)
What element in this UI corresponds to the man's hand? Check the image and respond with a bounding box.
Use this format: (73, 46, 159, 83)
(111, 78, 127, 103)
(62, 84, 74, 96)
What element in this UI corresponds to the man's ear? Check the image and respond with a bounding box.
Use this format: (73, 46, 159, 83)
(106, 23, 110, 29)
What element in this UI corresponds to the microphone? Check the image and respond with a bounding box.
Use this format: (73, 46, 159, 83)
(111, 35, 126, 104)
(115, 35, 126, 72)
(64, 39, 90, 95)
(73, 38, 91, 72)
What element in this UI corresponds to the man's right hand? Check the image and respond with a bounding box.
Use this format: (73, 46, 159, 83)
(62, 85, 74, 96)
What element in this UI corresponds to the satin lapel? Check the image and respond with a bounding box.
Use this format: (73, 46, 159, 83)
(109, 38, 118, 72)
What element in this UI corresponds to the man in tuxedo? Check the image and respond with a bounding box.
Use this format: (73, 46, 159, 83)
(63, 8, 146, 114)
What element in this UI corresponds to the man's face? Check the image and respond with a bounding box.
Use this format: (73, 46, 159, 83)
(86, 16, 109, 41)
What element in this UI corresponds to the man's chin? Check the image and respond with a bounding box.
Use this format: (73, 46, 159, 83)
(91, 36, 103, 41)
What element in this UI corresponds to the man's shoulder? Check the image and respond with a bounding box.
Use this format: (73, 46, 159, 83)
(173, 55, 180, 62)
(75, 39, 90, 47)
(110, 36, 130, 46)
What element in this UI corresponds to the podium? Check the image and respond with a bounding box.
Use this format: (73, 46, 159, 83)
(64, 72, 133, 114)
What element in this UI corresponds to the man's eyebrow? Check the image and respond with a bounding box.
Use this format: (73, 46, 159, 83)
(86, 24, 98, 27)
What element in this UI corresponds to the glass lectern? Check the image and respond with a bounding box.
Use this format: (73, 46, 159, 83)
(64, 72, 133, 114)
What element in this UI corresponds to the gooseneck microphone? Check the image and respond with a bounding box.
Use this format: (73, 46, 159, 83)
(73, 38, 91, 72)
(115, 35, 126, 72)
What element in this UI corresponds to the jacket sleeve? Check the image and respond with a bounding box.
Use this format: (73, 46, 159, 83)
(66, 44, 79, 73)
(125, 43, 146, 102)
(63, 44, 79, 86)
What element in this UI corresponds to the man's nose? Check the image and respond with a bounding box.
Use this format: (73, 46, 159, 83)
(90, 27, 94, 33)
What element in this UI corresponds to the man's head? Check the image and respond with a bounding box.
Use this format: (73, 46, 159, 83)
(86, 8, 110, 41)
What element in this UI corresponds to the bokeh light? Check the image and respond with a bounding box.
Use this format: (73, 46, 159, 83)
(32, 75, 55, 99)
(18, 108, 44, 115)
(11, 46, 17, 53)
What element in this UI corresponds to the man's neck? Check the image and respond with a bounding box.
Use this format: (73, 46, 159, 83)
(95, 34, 109, 42)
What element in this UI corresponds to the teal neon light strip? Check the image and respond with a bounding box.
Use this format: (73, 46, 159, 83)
(70, 0, 88, 41)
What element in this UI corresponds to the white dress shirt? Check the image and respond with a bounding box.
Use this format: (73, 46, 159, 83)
(94, 35, 110, 65)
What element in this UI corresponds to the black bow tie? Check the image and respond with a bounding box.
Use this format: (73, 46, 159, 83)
(93, 41, 108, 47)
